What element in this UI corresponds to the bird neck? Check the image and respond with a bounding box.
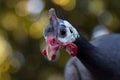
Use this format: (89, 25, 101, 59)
(74, 34, 95, 54)
(73, 34, 114, 78)
(73, 34, 100, 67)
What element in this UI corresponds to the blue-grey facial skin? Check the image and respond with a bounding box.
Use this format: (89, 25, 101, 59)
(44, 19, 64, 38)
(44, 20, 79, 43)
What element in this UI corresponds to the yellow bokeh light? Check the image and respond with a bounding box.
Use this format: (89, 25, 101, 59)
(88, 0, 105, 16)
(52, 0, 76, 11)
(12, 27, 28, 44)
(0, 60, 10, 73)
(29, 11, 49, 39)
(1, 13, 19, 31)
(0, 37, 13, 65)
(108, 14, 120, 31)
(15, 1, 28, 17)
(0, 30, 8, 40)
(62, 0, 76, 11)
(52, 0, 69, 6)
(0, 72, 11, 80)
(29, 22, 44, 39)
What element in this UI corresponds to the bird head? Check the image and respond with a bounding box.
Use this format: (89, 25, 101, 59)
(42, 8, 79, 61)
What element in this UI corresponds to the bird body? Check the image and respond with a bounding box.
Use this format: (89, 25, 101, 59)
(65, 34, 120, 80)
(42, 8, 120, 80)
(90, 34, 120, 80)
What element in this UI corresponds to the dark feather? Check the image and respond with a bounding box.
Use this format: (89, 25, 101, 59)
(65, 34, 120, 80)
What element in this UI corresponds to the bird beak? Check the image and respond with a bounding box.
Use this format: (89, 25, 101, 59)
(42, 36, 61, 61)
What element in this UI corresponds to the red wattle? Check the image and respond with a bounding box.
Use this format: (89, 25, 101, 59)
(46, 36, 61, 50)
(62, 42, 78, 56)
(42, 49, 47, 56)
(52, 54, 56, 60)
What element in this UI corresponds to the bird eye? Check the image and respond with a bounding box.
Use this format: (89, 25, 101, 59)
(60, 29, 66, 35)
(59, 28, 66, 37)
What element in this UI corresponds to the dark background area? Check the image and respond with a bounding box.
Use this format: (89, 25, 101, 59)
(0, 0, 120, 80)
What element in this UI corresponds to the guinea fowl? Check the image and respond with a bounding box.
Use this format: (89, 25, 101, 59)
(42, 8, 120, 80)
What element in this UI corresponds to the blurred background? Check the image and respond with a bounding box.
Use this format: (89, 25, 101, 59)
(0, 0, 120, 80)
